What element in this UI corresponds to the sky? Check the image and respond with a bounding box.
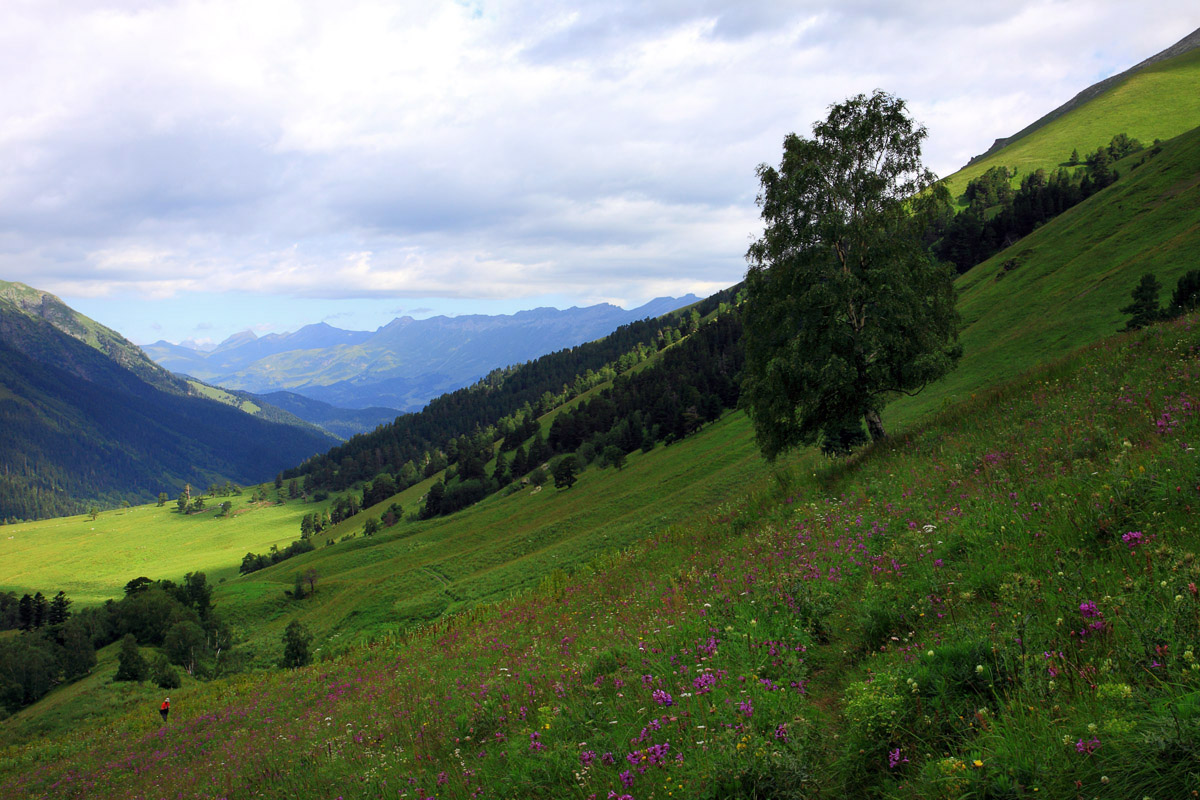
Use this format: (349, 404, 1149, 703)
(1, 1, 1196, 346)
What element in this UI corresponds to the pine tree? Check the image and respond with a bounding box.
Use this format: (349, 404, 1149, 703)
(1120, 273, 1163, 330)
(47, 591, 71, 626)
(115, 634, 148, 682)
(1169, 270, 1200, 316)
(280, 620, 313, 668)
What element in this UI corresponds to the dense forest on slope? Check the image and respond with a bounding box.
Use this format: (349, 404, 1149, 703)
(0, 303, 336, 522)
(286, 287, 738, 490)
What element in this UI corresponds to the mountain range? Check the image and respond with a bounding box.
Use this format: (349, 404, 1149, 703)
(142, 295, 700, 412)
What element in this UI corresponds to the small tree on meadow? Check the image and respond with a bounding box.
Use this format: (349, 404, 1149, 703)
(281, 620, 313, 668)
(114, 634, 148, 682)
(553, 455, 580, 489)
(1120, 273, 1163, 330)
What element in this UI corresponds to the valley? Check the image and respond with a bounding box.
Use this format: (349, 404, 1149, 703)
(1, 19, 1199, 800)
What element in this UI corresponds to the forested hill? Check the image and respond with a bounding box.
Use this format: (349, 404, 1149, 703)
(0, 291, 337, 522)
(286, 286, 738, 490)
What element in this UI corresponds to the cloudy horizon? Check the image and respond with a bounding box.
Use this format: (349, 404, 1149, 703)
(2, 1, 1196, 345)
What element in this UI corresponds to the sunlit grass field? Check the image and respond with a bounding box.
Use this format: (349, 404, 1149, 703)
(941, 47, 1200, 200)
(0, 495, 320, 604)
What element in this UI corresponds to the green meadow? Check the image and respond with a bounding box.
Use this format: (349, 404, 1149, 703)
(0, 496, 318, 605)
(943, 47, 1200, 200)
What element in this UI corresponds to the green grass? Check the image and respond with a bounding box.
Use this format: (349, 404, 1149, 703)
(5, 311, 1200, 799)
(942, 46, 1200, 200)
(214, 409, 766, 663)
(0, 494, 322, 604)
(185, 380, 261, 414)
(886, 122, 1200, 427)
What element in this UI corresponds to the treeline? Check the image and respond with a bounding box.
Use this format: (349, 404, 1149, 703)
(548, 312, 743, 453)
(285, 287, 739, 495)
(239, 538, 316, 575)
(418, 310, 745, 518)
(1120, 269, 1200, 330)
(0, 573, 229, 713)
(935, 134, 1152, 273)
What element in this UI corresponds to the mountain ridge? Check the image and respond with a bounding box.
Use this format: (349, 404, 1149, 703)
(143, 294, 702, 412)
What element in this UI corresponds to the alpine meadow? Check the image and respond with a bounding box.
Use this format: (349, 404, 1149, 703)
(2, 14, 1200, 800)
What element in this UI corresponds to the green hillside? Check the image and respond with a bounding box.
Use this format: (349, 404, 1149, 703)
(4, 307, 1198, 798)
(889, 122, 1200, 425)
(4, 38, 1200, 797)
(944, 45, 1200, 200)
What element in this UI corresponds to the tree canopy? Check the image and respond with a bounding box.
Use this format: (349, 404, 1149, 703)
(742, 90, 961, 459)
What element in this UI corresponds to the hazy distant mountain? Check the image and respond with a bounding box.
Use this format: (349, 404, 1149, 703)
(0, 281, 337, 521)
(252, 391, 400, 440)
(145, 295, 701, 411)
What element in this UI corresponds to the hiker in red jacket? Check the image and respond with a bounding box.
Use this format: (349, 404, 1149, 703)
(160, 697, 170, 724)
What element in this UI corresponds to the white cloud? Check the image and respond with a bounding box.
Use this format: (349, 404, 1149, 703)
(0, 0, 1196, 329)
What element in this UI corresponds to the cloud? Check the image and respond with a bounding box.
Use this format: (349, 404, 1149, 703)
(0, 0, 1196, 322)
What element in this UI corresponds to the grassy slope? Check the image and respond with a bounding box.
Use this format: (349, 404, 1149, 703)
(215, 409, 764, 663)
(887, 123, 1200, 426)
(943, 47, 1200, 200)
(5, 311, 1198, 799)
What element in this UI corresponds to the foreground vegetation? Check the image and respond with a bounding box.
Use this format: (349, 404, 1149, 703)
(3, 303, 1198, 797)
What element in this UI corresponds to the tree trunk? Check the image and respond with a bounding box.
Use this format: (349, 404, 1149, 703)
(865, 409, 886, 442)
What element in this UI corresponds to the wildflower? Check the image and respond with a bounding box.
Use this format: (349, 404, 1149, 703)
(774, 724, 788, 743)
(580, 750, 596, 768)
(652, 689, 674, 707)
(619, 770, 635, 789)
(975, 665, 984, 675)
(738, 699, 753, 718)
(1121, 531, 1144, 550)
(887, 748, 908, 768)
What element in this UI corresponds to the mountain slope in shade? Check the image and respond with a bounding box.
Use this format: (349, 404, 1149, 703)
(0, 287, 337, 521)
(147, 294, 701, 411)
(252, 391, 400, 440)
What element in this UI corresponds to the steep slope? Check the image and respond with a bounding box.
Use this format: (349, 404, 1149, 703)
(967, 26, 1200, 165)
(0, 293, 337, 521)
(889, 122, 1200, 424)
(0, 280, 185, 394)
(6, 307, 1198, 800)
(945, 30, 1200, 198)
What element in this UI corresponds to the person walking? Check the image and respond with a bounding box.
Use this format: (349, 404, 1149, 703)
(160, 697, 170, 724)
